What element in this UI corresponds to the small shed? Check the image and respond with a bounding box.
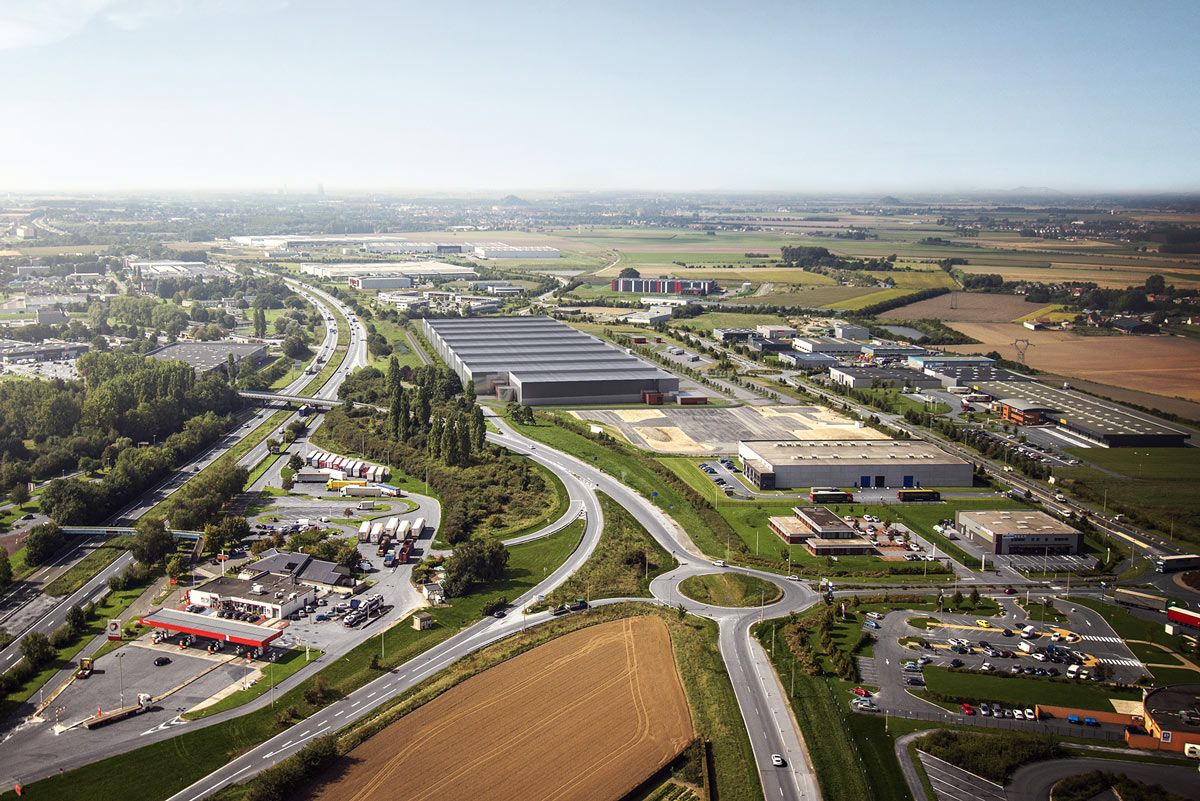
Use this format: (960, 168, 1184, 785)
(413, 612, 434, 631)
(422, 583, 446, 604)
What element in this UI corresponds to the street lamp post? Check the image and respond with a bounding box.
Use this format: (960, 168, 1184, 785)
(115, 652, 125, 707)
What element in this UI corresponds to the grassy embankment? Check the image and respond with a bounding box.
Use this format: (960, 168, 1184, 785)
(42, 535, 135, 597)
(0, 518, 588, 801)
(1058, 447, 1200, 551)
(679, 572, 781, 607)
(538, 493, 675, 610)
(919, 666, 1141, 711)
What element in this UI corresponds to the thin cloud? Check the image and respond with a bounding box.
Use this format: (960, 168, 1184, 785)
(0, 0, 288, 49)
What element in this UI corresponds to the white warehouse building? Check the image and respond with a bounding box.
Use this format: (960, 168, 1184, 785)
(473, 245, 561, 259)
(737, 439, 974, 490)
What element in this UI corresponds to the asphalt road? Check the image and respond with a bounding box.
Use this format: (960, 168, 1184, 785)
(1007, 756, 1200, 801)
(0, 281, 361, 717)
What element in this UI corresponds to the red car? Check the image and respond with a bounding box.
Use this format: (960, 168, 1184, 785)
(1004, 587, 1016, 595)
(852, 687, 871, 698)
(961, 703, 976, 715)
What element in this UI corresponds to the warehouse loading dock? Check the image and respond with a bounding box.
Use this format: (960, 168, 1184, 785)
(737, 439, 974, 490)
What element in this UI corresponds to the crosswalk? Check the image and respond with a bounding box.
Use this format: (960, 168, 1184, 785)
(1078, 634, 1122, 643)
(1096, 657, 1142, 667)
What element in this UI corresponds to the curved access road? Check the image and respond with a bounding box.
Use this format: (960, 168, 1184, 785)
(1007, 757, 1200, 801)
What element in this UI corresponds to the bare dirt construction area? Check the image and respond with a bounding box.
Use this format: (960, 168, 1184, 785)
(944, 322, 1200, 403)
(573, 404, 884, 454)
(307, 616, 693, 801)
(888, 292, 1039, 322)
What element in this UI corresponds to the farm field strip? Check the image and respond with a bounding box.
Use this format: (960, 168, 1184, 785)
(306, 617, 692, 801)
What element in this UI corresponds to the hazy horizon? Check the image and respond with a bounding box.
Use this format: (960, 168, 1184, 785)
(1, 0, 1197, 194)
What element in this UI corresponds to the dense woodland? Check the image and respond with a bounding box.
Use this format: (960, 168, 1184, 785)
(322, 360, 550, 547)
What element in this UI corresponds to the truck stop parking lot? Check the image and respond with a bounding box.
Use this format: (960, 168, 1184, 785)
(56, 644, 256, 729)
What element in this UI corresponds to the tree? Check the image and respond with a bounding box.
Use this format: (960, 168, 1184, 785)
(281, 474, 295, 492)
(253, 307, 267, 338)
(0, 546, 11, 589)
(443, 539, 509, 597)
(205, 516, 249, 553)
(226, 353, 238, 383)
(618, 267, 641, 279)
(288, 454, 304, 472)
(166, 554, 189, 581)
(951, 590, 964, 609)
(463, 379, 476, 406)
(24, 522, 66, 566)
(470, 405, 486, 452)
(19, 631, 54, 669)
(398, 391, 411, 441)
(969, 587, 981, 607)
(65, 603, 85, 633)
(131, 516, 174, 566)
(9, 483, 29, 508)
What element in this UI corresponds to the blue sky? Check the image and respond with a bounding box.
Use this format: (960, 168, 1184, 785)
(1, 0, 1197, 193)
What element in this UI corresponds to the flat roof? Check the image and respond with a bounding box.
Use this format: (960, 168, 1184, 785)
(769, 516, 811, 536)
(795, 506, 855, 531)
(140, 608, 283, 648)
(740, 439, 969, 468)
(149, 342, 265, 373)
(958, 510, 1079, 537)
(928, 365, 1034, 383)
(427, 316, 677, 389)
(974, 381, 1189, 439)
(831, 366, 935, 381)
(1144, 684, 1200, 732)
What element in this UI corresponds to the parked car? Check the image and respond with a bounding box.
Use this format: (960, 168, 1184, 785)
(851, 687, 871, 697)
(1024, 708, 1036, 720)
(950, 659, 963, 668)
(961, 703, 975, 715)
(153, 656, 171, 666)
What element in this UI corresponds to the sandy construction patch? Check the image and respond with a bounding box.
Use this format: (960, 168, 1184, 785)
(306, 617, 693, 801)
(637, 426, 711, 452)
(611, 409, 667, 423)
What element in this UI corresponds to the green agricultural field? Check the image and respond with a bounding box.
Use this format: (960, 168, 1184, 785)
(828, 288, 916, 310)
(667, 310, 791, 331)
(1057, 448, 1200, 549)
(726, 285, 876, 308)
(885, 271, 959, 289)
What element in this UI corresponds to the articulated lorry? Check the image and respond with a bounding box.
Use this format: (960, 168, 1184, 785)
(83, 693, 153, 729)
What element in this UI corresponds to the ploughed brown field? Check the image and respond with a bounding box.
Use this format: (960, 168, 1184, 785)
(306, 616, 693, 801)
(944, 322, 1200, 403)
(888, 291, 1039, 321)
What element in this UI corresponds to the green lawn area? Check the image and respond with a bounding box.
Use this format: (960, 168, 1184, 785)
(243, 452, 284, 489)
(921, 666, 1140, 711)
(538, 496, 673, 609)
(43, 536, 135, 596)
(1057, 448, 1200, 550)
(1019, 600, 1068, 624)
(667, 310, 791, 332)
(365, 316, 425, 372)
(678, 572, 781, 607)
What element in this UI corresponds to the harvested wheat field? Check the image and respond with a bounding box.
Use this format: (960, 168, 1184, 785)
(307, 616, 693, 801)
(944, 322, 1200, 402)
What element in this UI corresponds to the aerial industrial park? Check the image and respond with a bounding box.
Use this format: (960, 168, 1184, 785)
(0, 3, 1199, 801)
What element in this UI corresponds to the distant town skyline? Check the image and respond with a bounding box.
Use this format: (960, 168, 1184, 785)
(0, 0, 1197, 193)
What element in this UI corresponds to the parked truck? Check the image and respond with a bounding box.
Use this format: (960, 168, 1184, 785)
(357, 521, 371, 542)
(343, 485, 383, 497)
(1156, 554, 1200, 573)
(327, 479, 367, 492)
(383, 517, 399, 536)
(376, 535, 391, 556)
(369, 522, 383, 543)
(83, 693, 153, 729)
(396, 519, 411, 540)
(75, 657, 94, 679)
(1114, 588, 1170, 612)
(412, 517, 426, 537)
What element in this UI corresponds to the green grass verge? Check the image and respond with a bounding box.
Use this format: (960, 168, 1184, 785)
(182, 647, 319, 720)
(538, 495, 674, 609)
(243, 452, 284, 489)
(0, 581, 152, 723)
(678, 572, 782, 608)
(42, 536, 135, 597)
(1067, 596, 1192, 652)
(921, 666, 1140, 710)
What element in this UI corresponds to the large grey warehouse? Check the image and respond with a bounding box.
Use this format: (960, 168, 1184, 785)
(422, 316, 679, 405)
(738, 439, 974, 490)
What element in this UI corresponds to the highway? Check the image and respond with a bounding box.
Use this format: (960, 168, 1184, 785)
(0, 282, 363, 692)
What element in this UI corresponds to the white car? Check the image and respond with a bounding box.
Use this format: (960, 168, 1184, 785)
(787, 574, 800, 581)
(712, 560, 726, 567)
(1013, 709, 1025, 720)
(1025, 707, 1036, 720)
(770, 754, 785, 767)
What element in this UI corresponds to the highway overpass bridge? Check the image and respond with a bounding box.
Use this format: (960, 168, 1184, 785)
(238, 391, 343, 409)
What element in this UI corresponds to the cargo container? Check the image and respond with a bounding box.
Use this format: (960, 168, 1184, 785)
(1168, 606, 1200, 631)
(343, 460, 358, 478)
(396, 519, 412, 540)
(326, 479, 367, 491)
(397, 540, 413, 563)
(377, 465, 390, 480)
(358, 521, 371, 541)
(369, 466, 381, 483)
(384, 517, 399, 536)
(369, 522, 383, 543)
(1114, 588, 1170, 612)
(317, 452, 331, 468)
(378, 484, 400, 496)
(412, 517, 426, 537)
(306, 450, 319, 466)
(343, 485, 383, 497)
(1155, 554, 1200, 573)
